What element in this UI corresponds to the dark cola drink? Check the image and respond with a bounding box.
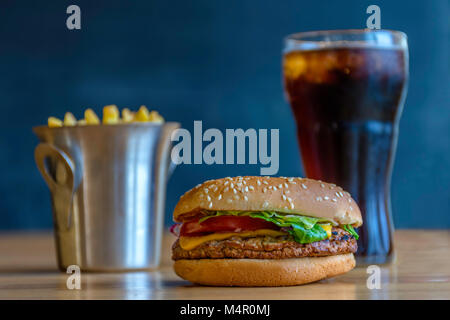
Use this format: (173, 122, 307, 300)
(283, 31, 408, 264)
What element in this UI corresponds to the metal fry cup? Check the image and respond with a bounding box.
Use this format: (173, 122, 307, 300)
(33, 122, 180, 272)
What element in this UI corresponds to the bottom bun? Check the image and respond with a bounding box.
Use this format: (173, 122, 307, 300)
(174, 254, 355, 287)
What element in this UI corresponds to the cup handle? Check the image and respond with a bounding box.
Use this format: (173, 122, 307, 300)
(34, 143, 81, 229)
(34, 143, 76, 191)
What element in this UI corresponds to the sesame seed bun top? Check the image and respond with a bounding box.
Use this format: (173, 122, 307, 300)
(173, 176, 363, 227)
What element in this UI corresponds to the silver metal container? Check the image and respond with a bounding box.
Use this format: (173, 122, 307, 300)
(33, 122, 180, 272)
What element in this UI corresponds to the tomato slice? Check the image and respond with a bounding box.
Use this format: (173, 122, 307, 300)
(180, 215, 279, 236)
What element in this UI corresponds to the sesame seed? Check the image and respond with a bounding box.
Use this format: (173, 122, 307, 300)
(234, 194, 240, 200)
(302, 183, 307, 189)
(224, 187, 229, 192)
(204, 188, 209, 194)
(263, 201, 269, 207)
(224, 181, 229, 186)
(230, 183, 234, 188)
(257, 180, 261, 186)
(291, 181, 297, 184)
(288, 178, 294, 182)
(207, 195, 211, 201)
(332, 198, 337, 202)
(278, 184, 283, 189)
(282, 194, 287, 200)
(339, 192, 344, 197)
(263, 188, 267, 193)
(244, 196, 248, 201)
(268, 186, 273, 190)
(273, 186, 277, 191)
(348, 198, 352, 203)
(237, 182, 242, 187)
(284, 183, 289, 188)
(349, 206, 353, 211)
(316, 197, 322, 201)
(320, 183, 325, 188)
(218, 194, 222, 200)
(243, 180, 247, 185)
(290, 203, 295, 209)
(285, 190, 290, 194)
(287, 197, 292, 202)
(233, 188, 237, 194)
(245, 186, 249, 192)
(208, 202, 212, 208)
(263, 180, 268, 185)
(249, 186, 254, 191)
(324, 196, 329, 200)
(335, 192, 341, 198)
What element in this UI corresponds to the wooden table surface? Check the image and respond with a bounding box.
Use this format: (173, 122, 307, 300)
(0, 230, 449, 300)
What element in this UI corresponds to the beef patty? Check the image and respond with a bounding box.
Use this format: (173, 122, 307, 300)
(172, 227, 357, 260)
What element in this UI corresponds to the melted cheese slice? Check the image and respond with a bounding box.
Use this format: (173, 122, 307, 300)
(179, 229, 287, 251)
(179, 225, 333, 251)
(321, 224, 332, 238)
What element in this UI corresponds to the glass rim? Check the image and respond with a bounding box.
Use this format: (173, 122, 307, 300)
(284, 29, 408, 52)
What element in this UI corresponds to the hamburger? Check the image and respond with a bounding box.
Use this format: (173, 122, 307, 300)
(171, 176, 362, 286)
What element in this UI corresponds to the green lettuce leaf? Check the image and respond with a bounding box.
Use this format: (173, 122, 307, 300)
(246, 211, 328, 243)
(343, 224, 359, 240)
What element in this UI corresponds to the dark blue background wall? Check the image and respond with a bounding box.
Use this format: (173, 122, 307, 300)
(0, 0, 448, 229)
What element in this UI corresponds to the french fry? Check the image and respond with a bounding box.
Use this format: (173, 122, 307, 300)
(46, 105, 166, 127)
(103, 105, 119, 124)
(48, 117, 63, 128)
(122, 108, 134, 123)
(135, 105, 150, 122)
(85, 108, 100, 125)
(148, 110, 164, 123)
(64, 112, 77, 126)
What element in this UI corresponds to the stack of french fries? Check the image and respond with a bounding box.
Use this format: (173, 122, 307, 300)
(48, 105, 164, 128)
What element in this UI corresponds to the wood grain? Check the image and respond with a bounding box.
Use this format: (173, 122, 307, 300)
(0, 230, 448, 299)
